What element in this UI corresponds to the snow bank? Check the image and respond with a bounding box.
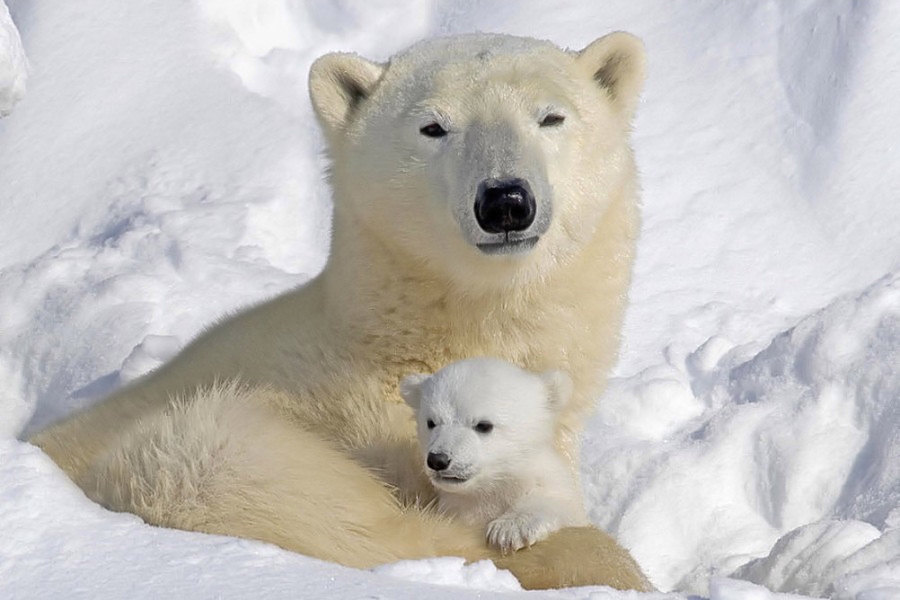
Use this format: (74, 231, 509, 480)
(0, 0, 26, 115)
(585, 272, 900, 595)
(735, 520, 900, 598)
(1, 0, 898, 598)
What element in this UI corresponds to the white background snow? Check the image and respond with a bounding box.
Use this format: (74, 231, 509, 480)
(1, 1, 898, 599)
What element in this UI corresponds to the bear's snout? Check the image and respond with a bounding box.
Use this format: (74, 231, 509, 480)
(474, 178, 536, 234)
(427, 452, 451, 471)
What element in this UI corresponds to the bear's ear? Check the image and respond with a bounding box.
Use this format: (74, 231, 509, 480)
(575, 32, 646, 119)
(541, 370, 574, 414)
(399, 373, 429, 411)
(309, 52, 386, 136)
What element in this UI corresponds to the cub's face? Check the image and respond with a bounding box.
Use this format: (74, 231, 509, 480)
(309, 33, 645, 290)
(400, 358, 571, 493)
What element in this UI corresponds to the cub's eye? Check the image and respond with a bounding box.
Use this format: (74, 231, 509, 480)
(474, 421, 493, 434)
(426, 419, 436, 429)
(419, 122, 448, 138)
(539, 113, 565, 127)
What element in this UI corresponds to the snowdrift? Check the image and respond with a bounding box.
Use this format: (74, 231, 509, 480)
(0, 0, 26, 115)
(586, 273, 900, 596)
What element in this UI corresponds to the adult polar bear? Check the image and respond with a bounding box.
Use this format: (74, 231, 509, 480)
(32, 32, 649, 590)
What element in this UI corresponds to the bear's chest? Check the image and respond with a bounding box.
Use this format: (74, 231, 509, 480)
(369, 294, 601, 372)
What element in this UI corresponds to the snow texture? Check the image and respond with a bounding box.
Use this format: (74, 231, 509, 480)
(0, 0, 26, 116)
(1, 1, 898, 599)
(586, 273, 900, 596)
(372, 557, 524, 592)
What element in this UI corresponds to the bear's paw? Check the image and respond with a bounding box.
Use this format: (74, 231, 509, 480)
(487, 509, 558, 554)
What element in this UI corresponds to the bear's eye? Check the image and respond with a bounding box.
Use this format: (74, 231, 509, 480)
(419, 122, 448, 138)
(426, 419, 436, 429)
(474, 421, 493, 434)
(539, 113, 565, 127)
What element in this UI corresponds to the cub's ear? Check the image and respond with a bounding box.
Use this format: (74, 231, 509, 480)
(309, 52, 385, 136)
(541, 370, 574, 413)
(575, 32, 646, 119)
(399, 373, 430, 411)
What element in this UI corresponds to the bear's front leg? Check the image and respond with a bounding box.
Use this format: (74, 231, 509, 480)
(486, 493, 569, 553)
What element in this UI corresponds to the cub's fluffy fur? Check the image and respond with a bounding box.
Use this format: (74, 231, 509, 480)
(402, 358, 589, 553)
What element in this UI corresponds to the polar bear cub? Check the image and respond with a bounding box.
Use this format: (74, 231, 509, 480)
(400, 357, 589, 553)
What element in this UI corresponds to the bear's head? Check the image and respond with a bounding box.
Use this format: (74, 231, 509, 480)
(309, 33, 645, 291)
(400, 357, 573, 493)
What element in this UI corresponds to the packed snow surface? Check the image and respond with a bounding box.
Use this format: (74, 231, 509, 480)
(0, 0, 26, 116)
(1, 1, 898, 599)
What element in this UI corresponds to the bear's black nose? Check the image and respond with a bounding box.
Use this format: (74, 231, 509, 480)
(474, 179, 536, 234)
(427, 452, 451, 471)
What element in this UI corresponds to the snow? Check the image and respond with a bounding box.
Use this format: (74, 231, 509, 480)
(372, 557, 524, 592)
(734, 521, 900, 597)
(1, 1, 898, 599)
(0, 0, 26, 116)
(584, 272, 900, 595)
(708, 578, 813, 600)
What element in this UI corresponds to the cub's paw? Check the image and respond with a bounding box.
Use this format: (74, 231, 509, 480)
(487, 510, 557, 554)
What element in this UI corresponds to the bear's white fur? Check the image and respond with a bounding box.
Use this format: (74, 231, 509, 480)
(31, 32, 650, 591)
(401, 358, 589, 553)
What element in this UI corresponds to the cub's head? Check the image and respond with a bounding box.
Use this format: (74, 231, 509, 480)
(400, 357, 572, 493)
(309, 32, 645, 290)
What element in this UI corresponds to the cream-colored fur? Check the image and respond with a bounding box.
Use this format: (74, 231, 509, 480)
(31, 32, 650, 591)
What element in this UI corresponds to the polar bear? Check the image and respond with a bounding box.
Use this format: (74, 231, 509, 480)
(31, 32, 650, 591)
(401, 358, 589, 553)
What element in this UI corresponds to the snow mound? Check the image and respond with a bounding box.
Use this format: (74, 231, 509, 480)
(734, 520, 900, 598)
(372, 557, 523, 592)
(585, 272, 900, 594)
(0, 0, 26, 116)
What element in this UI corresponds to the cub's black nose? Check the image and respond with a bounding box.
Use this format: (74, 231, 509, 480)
(427, 452, 451, 471)
(474, 179, 536, 234)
